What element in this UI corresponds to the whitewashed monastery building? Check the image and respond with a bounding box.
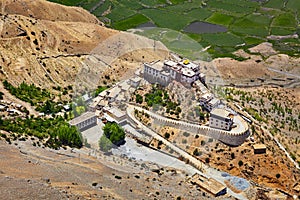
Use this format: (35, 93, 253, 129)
(144, 59, 205, 87)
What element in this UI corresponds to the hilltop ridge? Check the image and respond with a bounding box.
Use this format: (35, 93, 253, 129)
(0, 0, 102, 24)
(0, 0, 168, 91)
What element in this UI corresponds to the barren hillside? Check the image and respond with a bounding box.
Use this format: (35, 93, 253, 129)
(0, 0, 101, 24)
(0, 0, 168, 92)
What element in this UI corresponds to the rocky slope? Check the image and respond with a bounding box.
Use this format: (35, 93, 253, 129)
(0, 0, 168, 93)
(0, 0, 101, 24)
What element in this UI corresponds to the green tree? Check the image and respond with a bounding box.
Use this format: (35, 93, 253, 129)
(99, 135, 113, 152)
(94, 86, 108, 97)
(103, 122, 125, 145)
(135, 94, 143, 104)
(164, 132, 170, 139)
(55, 124, 83, 148)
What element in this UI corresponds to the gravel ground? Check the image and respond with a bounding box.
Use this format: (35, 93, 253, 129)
(112, 137, 199, 175)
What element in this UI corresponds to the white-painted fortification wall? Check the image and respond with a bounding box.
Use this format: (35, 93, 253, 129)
(133, 106, 249, 146)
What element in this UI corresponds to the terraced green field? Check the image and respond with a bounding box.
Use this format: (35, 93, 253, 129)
(48, 0, 300, 59)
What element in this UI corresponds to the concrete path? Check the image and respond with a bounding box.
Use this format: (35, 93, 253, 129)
(127, 105, 208, 172)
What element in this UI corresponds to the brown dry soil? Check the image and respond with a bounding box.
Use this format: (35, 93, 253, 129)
(154, 123, 300, 196)
(200, 42, 300, 88)
(0, 139, 222, 200)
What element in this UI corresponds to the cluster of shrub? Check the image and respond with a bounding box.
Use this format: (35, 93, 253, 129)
(0, 116, 82, 149)
(3, 81, 62, 114)
(135, 84, 181, 117)
(1, 80, 83, 149)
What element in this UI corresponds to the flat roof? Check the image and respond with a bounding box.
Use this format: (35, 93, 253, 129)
(115, 94, 126, 102)
(182, 68, 196, 77)
(130, 76, 142, 83)
(253, 144, 266, 149)
(191, 174, 226, 196)
(99, 90, 108, 97)
(91, 96, 102, 104)
(164, 60, 177, 67)
(209, 98, 220, 106)
(98, 99, 108, 107)
(119, 81, 131, 91)
(105, 107, 126, 118)
(179, 60, 199, 70)
(69, 112, 96, 125)
(108, 87, 121, 98)
(210, 108, 232, 118)
(201, 93, 213, 100)
(145, 60, 164, 71)
(82, 94, 91, 101)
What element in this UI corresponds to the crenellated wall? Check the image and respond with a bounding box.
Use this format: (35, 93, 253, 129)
(134, 106, 249, 146)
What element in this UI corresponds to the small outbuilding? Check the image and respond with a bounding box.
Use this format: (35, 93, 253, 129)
(103, 107, 127, 125)
(190, 173, 227, 197)
(253, 144, 266, 154)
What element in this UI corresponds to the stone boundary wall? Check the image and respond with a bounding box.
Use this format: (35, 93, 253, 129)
(135, 107, 249, 146)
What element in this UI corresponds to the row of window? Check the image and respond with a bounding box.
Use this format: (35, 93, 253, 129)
(76, 118, 96, 128)
(210, 118, 229, 126)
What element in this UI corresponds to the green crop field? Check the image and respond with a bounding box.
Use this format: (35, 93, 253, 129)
(270, 27, 296, 36)
(201, 32, 243, 46)
(286, 0, 300, 11)
(113, 14, 149, 31)
(206, 13, 234, 26)
(272, 13, 297, 28)
(48, 0, 300, 58)
(264, 0, 284, 9)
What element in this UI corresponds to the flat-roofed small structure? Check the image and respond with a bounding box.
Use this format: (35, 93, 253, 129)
(190, 173, 226, 197)
(199, 72, 206, 83)
(129, 76, 142, 88)
(63, 104, 71, 112)
(103, 107, 127, 125)
(69, 112, 97, 131)
(199, 93, 220, 111)
(209, 108, 234, 131)
(82, 93, 92, 103)
(193, 80, 208, 93)
(253, 144, 267, 154)
(107, 87, 121, 102)
(119, 81, 131, 91)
